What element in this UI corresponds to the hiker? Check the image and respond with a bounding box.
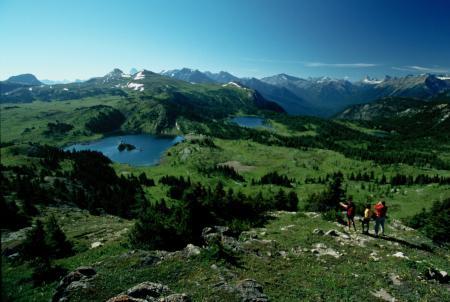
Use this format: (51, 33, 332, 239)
(361, 204, 372, 234)
(340, 197, 356, 231)
(374, 200, 388, 237)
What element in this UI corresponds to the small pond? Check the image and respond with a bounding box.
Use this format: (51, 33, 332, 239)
(64, 134, 183, 166)
(230, 116, 271, 129)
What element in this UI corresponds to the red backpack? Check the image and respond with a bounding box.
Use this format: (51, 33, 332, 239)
(347, 204, 355, 217)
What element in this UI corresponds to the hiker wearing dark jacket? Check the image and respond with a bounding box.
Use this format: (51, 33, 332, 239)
(340, 198, 356, 231)
(374, 201, 388, 236)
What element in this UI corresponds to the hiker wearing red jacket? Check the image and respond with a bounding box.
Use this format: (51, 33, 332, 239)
(340, 197, 356, 231)
(374, 201, 388, 237)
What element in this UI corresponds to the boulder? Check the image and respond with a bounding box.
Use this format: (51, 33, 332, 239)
(126, 282, 172, 299)
(107, 282, 190, 302)
(310, 243, 342, 259)
(106, 294, 147, 302)
(52, 266, 96, 302)
(391, 252, 408, 259)
(201, 226, 242, 252)
(91, 241, 103, 249)
(424, 268, 449, 284)
(184, 244, 201, 257)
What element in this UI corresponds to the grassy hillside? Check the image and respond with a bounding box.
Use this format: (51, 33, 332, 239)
(3, 208, 449, 301)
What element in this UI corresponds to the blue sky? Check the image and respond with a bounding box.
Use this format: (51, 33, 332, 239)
(1, 0, 449, 81)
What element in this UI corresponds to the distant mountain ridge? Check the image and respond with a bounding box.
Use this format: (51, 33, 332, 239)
(2, 69, 450, 117)
(160, 69, 450, 116)
(5, 74, 42, 86)
(335, 93, 450, 136)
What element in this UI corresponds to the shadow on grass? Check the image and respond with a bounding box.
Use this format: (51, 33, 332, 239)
(365, 233, 434, 252)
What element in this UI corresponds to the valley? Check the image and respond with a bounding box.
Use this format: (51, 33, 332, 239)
(1, 70, 450, 302)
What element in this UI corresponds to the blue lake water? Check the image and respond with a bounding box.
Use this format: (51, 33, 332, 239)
(64, 134, 184, 166)
(231, 116, 271, 128)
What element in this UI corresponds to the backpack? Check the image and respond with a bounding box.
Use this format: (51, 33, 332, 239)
(347, 204, 355, 217)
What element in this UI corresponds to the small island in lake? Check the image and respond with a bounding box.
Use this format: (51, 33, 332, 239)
(117, 142, 136, 152)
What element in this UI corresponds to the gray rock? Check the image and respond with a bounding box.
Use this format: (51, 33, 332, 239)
(371, 288, 396, 302)
(184, 244, 201, 257)
(201, 226, 242, 252)
(236, 279, 269, 302)
(126, 282, 172, 299)
(388, 273, 402, 286)
(106, 294, 148, 302)
(52, 266, 96, 302)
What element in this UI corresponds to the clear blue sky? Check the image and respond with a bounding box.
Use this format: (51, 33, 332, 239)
(1, 0, 449, 81)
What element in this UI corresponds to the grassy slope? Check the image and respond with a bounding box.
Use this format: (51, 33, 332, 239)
(3, 210, 449, 301)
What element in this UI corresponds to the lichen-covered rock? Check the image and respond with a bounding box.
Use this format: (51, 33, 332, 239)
(52, 266, 96, 302)
(107, 282, 190, 302)
(126, 282, 172, 299)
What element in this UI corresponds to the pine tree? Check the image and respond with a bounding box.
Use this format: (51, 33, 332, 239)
(275, 189, 287, 210)
(287, 191, 299, 211)
(45, 215, 73, 258)
(22, 220, 49, 262)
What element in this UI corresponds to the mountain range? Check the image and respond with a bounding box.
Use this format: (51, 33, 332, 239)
(2, 68, 450, 117)
(161, 69, 450, 116)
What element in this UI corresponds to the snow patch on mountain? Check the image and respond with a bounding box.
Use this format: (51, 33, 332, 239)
(134, 71, 145, 80)
(362, 76, 383, 84)
(222, 82, 243, 88)
(127, 82, 144, 91)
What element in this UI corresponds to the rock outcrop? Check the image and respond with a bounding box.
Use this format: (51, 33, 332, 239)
(213, 278, 268, 302)
(107, 281, 191, 302)
(52, 266, 97, 302)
